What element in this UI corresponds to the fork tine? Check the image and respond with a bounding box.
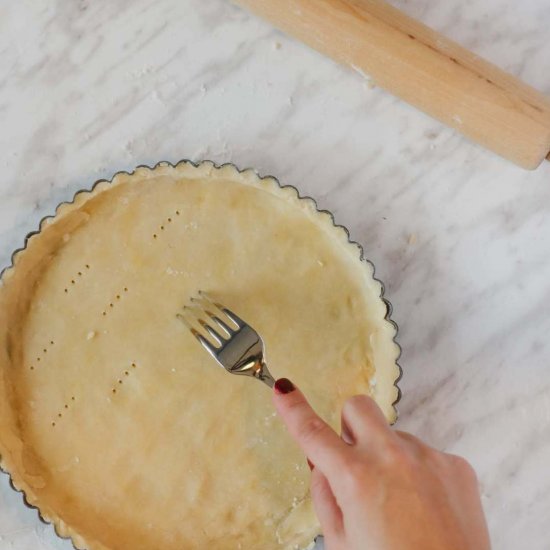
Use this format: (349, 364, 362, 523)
(194, 292, 240, 330)
(191, 295, 235, 336)
(176, 312, 194, 331)
(197, 291, 246, 329)
(177, 309, 221, 348)
(210, 315, 234, 336)
(184, 300, 227, 344)
(220, 308, 245, 329)
(196, 333, 218, 357)
(198, 319, 224, 345)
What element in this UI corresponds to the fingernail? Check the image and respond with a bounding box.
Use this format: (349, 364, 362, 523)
(274, 378, 295, 394)
(307, 459, 315, 471)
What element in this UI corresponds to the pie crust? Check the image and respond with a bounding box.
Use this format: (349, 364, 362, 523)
(0, 161, 401, 550)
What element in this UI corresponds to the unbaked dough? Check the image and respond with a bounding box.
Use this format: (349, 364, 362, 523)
(0, 161, 400, 550)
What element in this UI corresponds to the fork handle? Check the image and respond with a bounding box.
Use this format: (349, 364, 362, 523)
(256, 362, 276, 388)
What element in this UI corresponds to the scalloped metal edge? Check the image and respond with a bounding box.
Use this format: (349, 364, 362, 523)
(0, 159, 403, 550)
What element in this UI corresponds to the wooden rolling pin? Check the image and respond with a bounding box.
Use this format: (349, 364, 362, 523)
(235, 0, 550, 169)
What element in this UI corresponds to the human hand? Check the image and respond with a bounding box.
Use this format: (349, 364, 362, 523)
(272, 378, 491, 550)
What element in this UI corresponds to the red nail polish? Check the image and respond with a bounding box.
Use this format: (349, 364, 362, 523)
(274, 378, 295, 394)
(307, 459, 315, 471)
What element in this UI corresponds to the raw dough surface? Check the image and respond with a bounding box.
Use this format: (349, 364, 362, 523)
(0, 162, 400, 550)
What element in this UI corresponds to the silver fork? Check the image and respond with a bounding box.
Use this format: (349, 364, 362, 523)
(177, 292, 276, 388)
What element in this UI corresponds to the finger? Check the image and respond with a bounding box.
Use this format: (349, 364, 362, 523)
(310, 468, 344, 539)
(273, 378, 349, 475)
(341, 415, 355, 445)
(341, 395, 393, 448)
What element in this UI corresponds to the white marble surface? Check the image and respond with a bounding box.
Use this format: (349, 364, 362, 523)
(1, 0, 550, 548)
